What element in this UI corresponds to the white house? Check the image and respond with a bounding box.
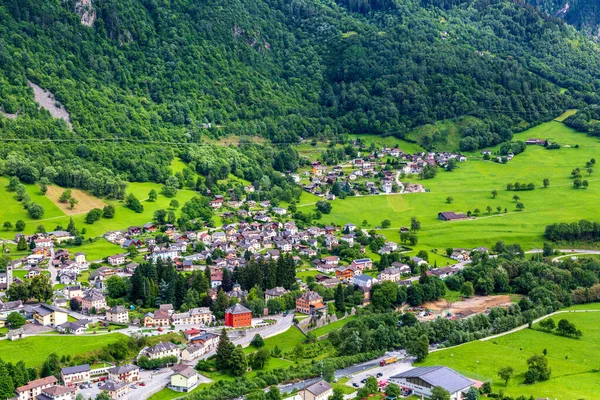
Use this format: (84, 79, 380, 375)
(352, 274, 376, 288)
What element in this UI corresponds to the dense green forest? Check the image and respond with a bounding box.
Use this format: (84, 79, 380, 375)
(1, 0, 600, 188)
(527, 0, 600, 37)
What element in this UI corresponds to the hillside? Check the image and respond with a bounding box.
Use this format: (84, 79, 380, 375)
(2, 0, 600, 186)
(527, 0, 600, 38)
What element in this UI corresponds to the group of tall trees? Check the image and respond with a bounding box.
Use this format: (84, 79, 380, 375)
(545, 220, 600, 242)
(0, 358, 36, 399)
(1, 0, 600, 186)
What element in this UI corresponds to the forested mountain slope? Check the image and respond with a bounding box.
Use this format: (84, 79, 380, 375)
(527, 0, 600, 38)
(2, 0, 600, 188)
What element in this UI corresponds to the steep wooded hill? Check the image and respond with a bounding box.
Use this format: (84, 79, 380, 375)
(1, 0, 600, 188)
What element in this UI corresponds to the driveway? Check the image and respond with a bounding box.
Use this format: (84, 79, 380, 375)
(342, 352, 410, 388)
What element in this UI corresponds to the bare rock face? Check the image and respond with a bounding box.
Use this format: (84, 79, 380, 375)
(28, 81, 72, 130)
(74, 0, 96, 27)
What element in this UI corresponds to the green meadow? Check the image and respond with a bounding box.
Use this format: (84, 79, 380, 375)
(0, 333, 126, 368)
(348, 134, 426, 154)
(0, 179, 198, 239)
(325, 121, 600, 251)
(1, 120, 598, 259)
(419, 311, 600, 399)
(59, 239, 123, 262)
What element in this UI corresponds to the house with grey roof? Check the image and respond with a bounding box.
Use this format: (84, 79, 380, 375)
(140, 341, 180, 360)
(297, 380, 333, 400)
(352, 274, 376, 288)
(108, 364, 140, 383)
(61, 364, 91, 385)
(99, 380, 129, 398)
(390, 366, 474, 399)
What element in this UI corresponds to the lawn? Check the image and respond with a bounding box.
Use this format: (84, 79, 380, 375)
(311, 315, 357, 337)
(554, 109, 577, 122)
(419, 312, 600, 399)
(324, 121, 600, 252)
(245, 326, 307, 355)
(296, 269, 321, 282)
(0, 333, 126, 368)
(442, 290, 462, 303)
(60, 238, 123, 262)
(12, 269, 28, 279)
(149, 383, 210, 400)
(0, 176, 64, 225)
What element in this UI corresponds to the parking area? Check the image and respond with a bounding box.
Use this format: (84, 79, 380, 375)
(71, 369, 174, 400)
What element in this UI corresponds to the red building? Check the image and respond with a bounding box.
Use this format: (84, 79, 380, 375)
(224, 303, 252, 328)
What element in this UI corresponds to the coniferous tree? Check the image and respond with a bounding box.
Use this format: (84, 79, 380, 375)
(335, 284, 346, 312)
(215, 329, 234, 372)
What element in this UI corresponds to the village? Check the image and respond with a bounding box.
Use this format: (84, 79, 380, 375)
(0, 197, 494, 400)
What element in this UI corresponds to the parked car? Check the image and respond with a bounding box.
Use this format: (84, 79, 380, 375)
(352, 383, 359, 388)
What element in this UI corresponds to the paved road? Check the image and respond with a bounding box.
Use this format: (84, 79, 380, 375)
(48, 246, 58, 285)
(525, 248, 600, 262)
(480, 308, 600, 342)
(394, 171, 404, 194)
(198, 313, 296, 359)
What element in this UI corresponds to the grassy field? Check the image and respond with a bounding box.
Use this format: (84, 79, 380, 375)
(419, 311, 600, 399)
(245, 326, 307, 354)
(347, 134, 425, 154)
(311, 315, 357, 337)
(2, 119, 598, 260)
(61, 239, 123, 262)
(0, 333, 126, 368)
(324, 121, 600, 251)
(0, 180, 198, 240)
(554, 109, 578, 122)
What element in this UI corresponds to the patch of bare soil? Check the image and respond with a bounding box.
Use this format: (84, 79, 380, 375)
(420, 295, 513, 320)
(46, 186, 107, 215)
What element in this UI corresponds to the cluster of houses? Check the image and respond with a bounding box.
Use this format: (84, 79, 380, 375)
(100, 219, 382, 293)
(13, 357, 202, 400)
(2, 232, 89, 290)
(301, 145, 466, 198)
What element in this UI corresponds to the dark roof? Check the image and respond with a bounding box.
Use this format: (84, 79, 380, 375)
(146, 341, 179, 355)
(61, 364, 90, 375)
(40, 385, 75, 396)
(438, 211, 468, 220)
(353, 274, 373, 282)
(305, 380, 332, 396)
(298, 291, 322, 301)
(191, 333, 218, 342)
(225, 303, 252, 315)
(108, 364, 139, 375)
(391, 366, 473, 393)
(108, 305, 127, 314)
(174, 366, 197, 378)
(99, 380, 129, 392)
(33, 304, 66, 317)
